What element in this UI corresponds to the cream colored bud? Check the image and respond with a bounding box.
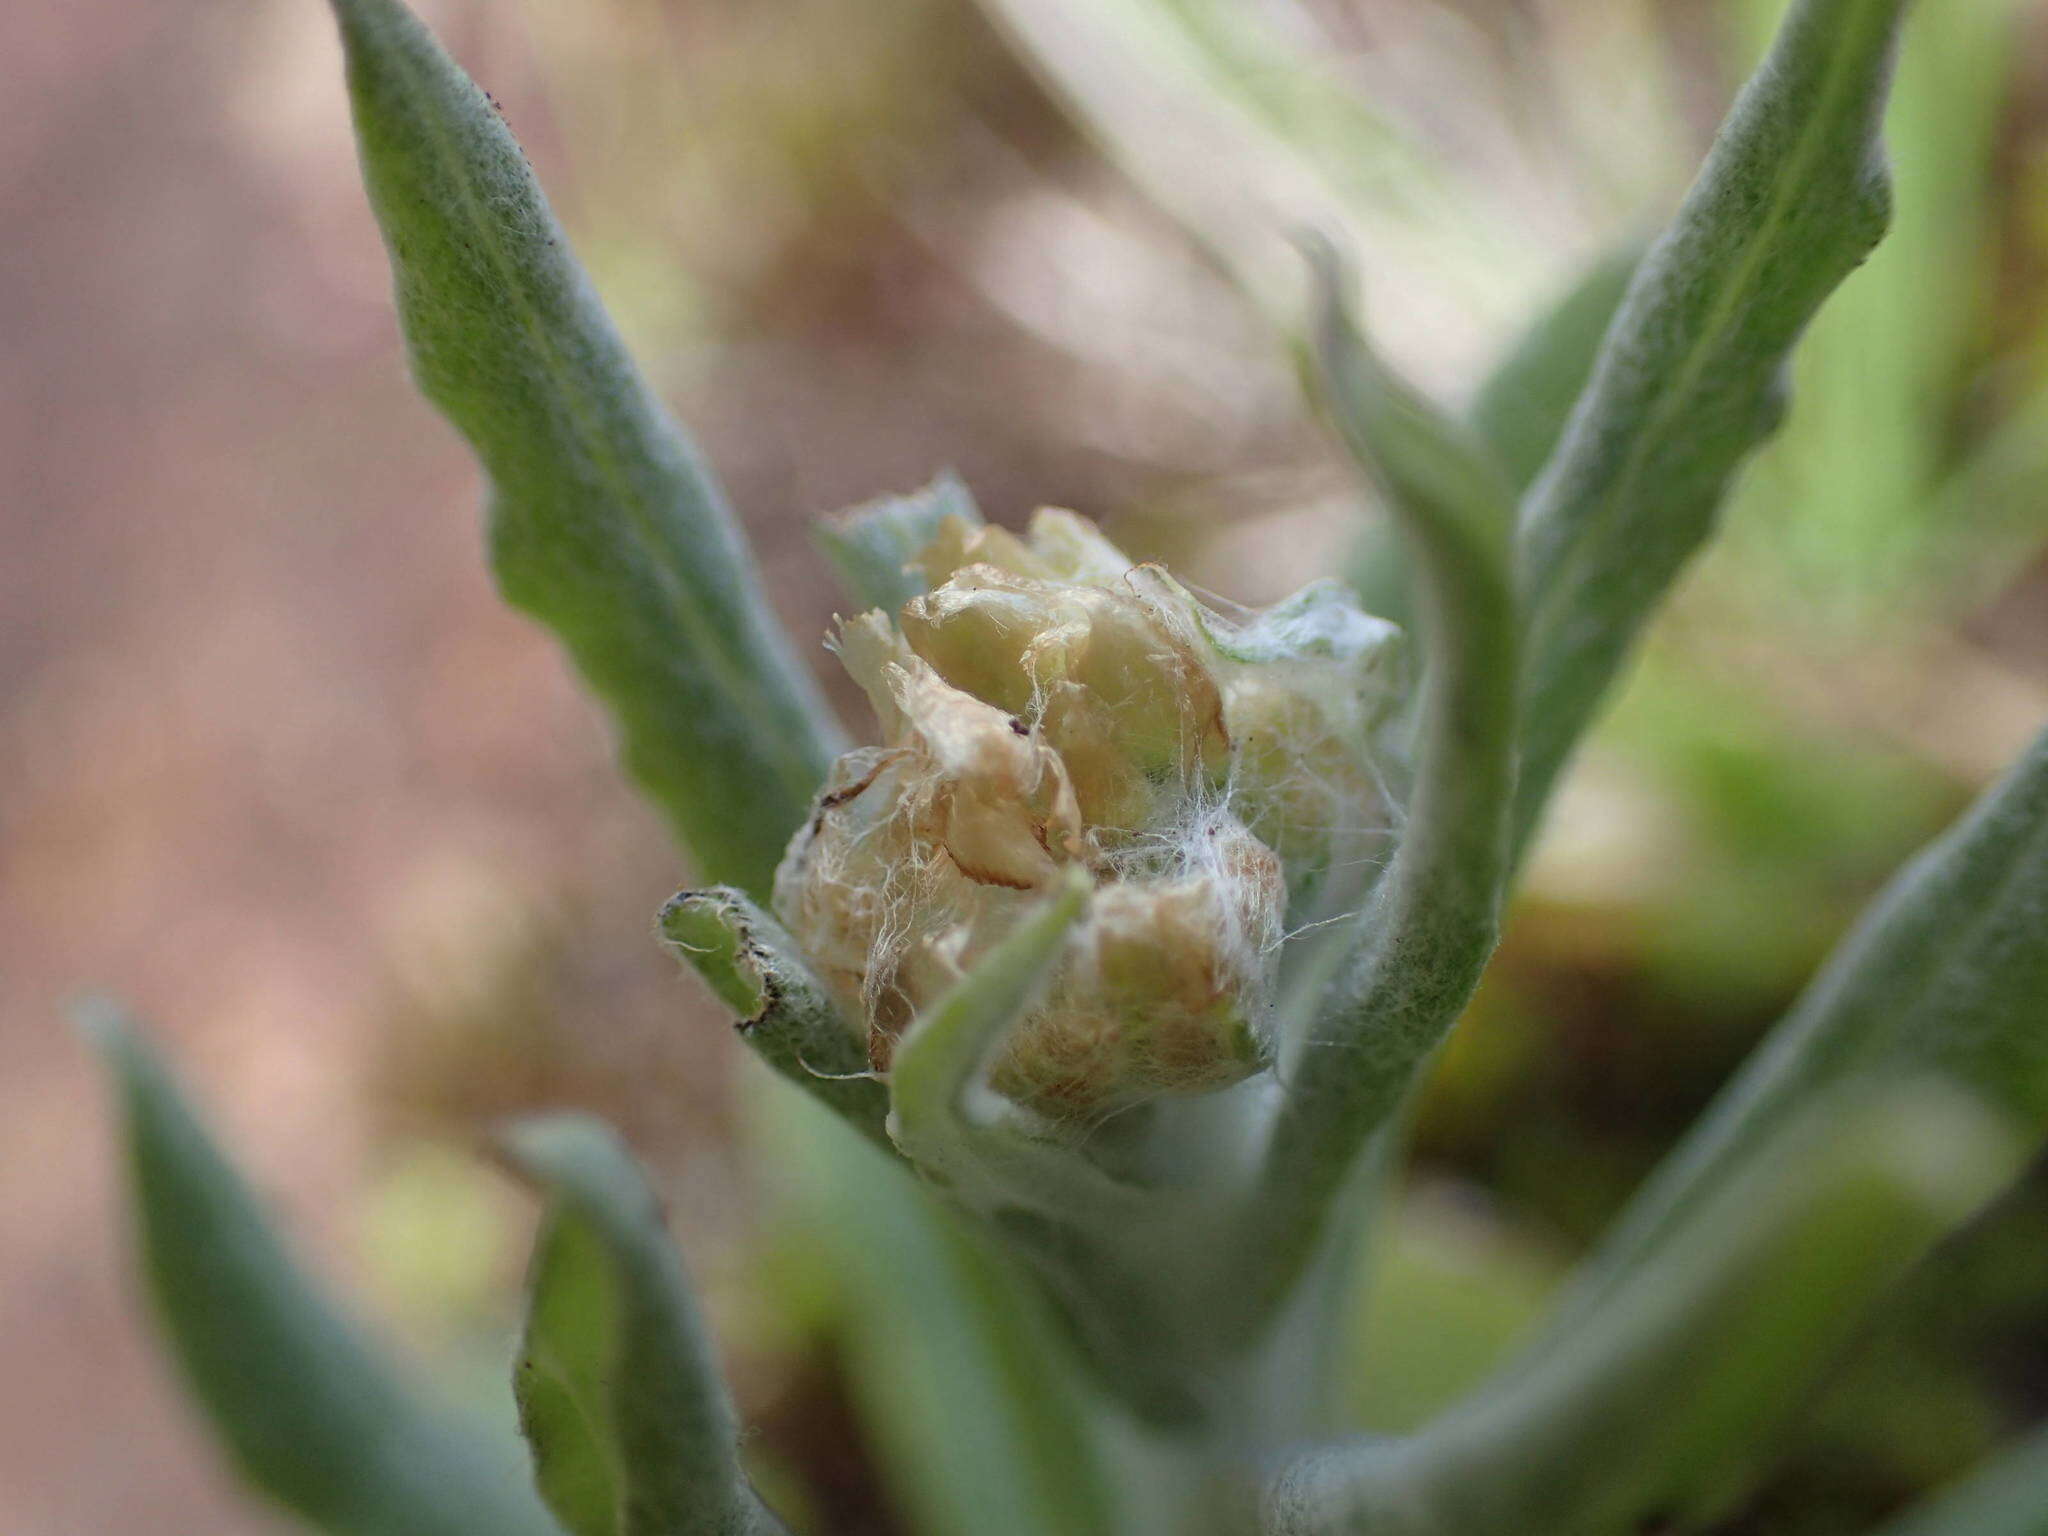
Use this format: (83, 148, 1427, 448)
(775, 511, 1399, 1116)
(997, 815, 1282, 1112)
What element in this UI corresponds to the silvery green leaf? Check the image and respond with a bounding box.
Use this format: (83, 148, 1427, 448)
(815, 472, 983, 614)
(1724, 0, 2030, 612)
(1548, 722, 2048, 1330)
(1264, 1081, 2026, 1536)
(886, 870, 1093, 1175)
(331, 0, 841, 898)
(1514, 0, 1907, 851)
(89, 1012, 562, 1536)
(507, 1116, 787, 1536)
(1236, 237, 1516, 1327)
(762, 1096, 1120, 1536)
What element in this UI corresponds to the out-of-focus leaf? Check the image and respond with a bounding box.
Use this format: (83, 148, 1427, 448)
(1346, 1188, 1565, 1435)
(1469, 247, 1639, 496)
(88, 1012, 562, 1536)
(1550, 722, 2048, 1326)
(659, 888, 890, 1146)
(506, 1116, 787, 1536)
(1514, 0, 1907, 853)
(969, 0, 1372, 322)
(1874, 1423, 2048, 1536)
(815, 473, 982, 614)
(1264, 1081, 2027, 1536)
(971, 0, 1562, 358)
(760, 1092, 1120, 1536)
(330, 0, 841, 899)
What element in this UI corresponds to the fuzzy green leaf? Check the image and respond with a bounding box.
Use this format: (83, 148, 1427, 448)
(886, 870, 1093, 1170)
(330, 0, 841, 898)
(1264, 1081, 2027, 1536)
(1873, 1423, 2048, 1536)
(815, 473, 983, 613)
(1549, 721, 2048, 1330)
(1514, 0, 1906, 851)
(89, 1012, 562, 1536)
(507, 1116, 787, 1536)
(659, 888, 891, 1146)
(1239, 237, 1516, 1325)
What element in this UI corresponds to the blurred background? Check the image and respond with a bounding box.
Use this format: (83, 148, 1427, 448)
(5, 0, 2048, 1531)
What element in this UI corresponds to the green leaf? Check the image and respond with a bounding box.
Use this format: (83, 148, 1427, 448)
(1548, 721, 2048, 1330)
(1350, 245, 1637, 633)
(506, 1116, 787, 1536)
(1238, 237, 1516, 1326)
(659, 888, 891, 1146)
(1513, 0, 1907, 852)
(885, 870, 1093, 1172)
(329, 0, 842, 898)
(1468, 246, 1639, 496)
(1873, 1423, 2048, 1536)
(1264, 1081, 2028, 1536)
(1723, 0, 2030, 615)
(87, 1011, 562, 1536)
(760, 1092, 1120, 1536)
(814, 473, 983, 613)
(1345, 1189, 1566, 1435)
(866, 874, 1203, 1422)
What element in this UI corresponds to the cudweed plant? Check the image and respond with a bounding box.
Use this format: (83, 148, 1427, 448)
(95, 1, 2048, 1534)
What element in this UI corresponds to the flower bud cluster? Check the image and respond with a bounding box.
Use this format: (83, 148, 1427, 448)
(774, 510, 1402, 1116)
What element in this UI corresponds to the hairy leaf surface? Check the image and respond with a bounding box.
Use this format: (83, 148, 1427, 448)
(333, 0, 841, 897)
(93, 1015, 561, 1536)
(509, 1116, 786, 1536)
(1515, 0, 1906, 850)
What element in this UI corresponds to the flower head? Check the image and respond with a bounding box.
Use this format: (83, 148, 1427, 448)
(774, 510, 1401, 1116)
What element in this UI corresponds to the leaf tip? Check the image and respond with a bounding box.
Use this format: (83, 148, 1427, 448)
(498, 1111, 617, 1190)
(72, 992, 133, 1060)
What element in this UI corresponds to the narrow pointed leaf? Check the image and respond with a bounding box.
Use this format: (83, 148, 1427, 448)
(1514, 0, 1906, 850)
(1264, 1082, 2027, 1536)
(1550, 721, 2048, 1328)
(886, 870, 1092, 1168)
(660, 888, 890, 1146)
(814, 473, 983, 614)
(507, 1115, 787, 1536)
(89, 1012, 562, 1536)
(866, 875, 1211, 1425)
(330, 0, 841, 897)
(1873, 1423, 2048, 1536)
(1240, 239, 1516, 1325)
